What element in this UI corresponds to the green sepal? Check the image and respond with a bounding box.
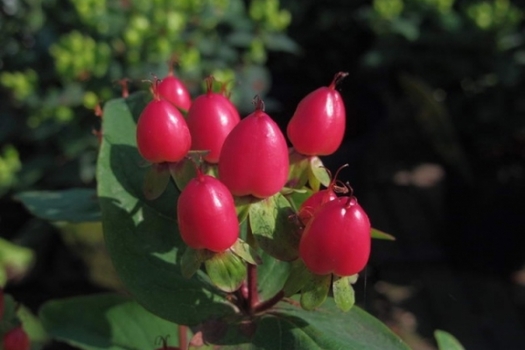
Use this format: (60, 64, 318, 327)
(282, 259, 312, 297)
(332, 275, 356, 312)
(307, 156, 330, 191)
(204, 250, 247, 293)
(143, 163, 170, 200)
(248, 193, 301, 261)
(300, 273, 332, 310)
(169, 157, 195, 191)
(230, 238, 262, 265)
(371, 227, 396, 240)
(287, 149, 310, 189)
(234, 195, 256, 224)
(168, 151, 216, 191)
(181, 247, 212, 279)
(283, 188, 314, 214)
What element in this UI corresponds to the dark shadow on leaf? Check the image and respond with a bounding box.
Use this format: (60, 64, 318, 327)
(108, 144, 180, 220)
(99, 196, 236, 326)
(255, 205, 300, 262)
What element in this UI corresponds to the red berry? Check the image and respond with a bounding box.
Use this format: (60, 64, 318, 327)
(3, 326, 30, 350)
(299, 197, 371, 276)
(157, 65, 192, 111)
(186, 77, 240, 163)
(298, 164, 349, 223)
(136, 81, 191, 163)
(298, 189, 338, 224)
(287, 72, 348, 156)
(218, 97, 289, 198)
(177, 171, 239, 252)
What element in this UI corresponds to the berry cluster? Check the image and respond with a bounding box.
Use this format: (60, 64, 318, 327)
(135, 69, 371, 310)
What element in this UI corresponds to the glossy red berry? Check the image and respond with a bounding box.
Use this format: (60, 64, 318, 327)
(299, 196, 371, 276)
(177, 170, 239, 252)
(3, 326, 30, 350)
(157, 64, 192, 111)
(298, 188, 338, 224)
(287, 72, 348, 156)
(298, 164, 349, 224)
(136, 80, 191, 163)
(218, 97, 289, 198)
(186, 77, 240, 163)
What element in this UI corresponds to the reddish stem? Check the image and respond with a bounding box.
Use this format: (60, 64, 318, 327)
(252, 95, 265, 111)
(253, 290, 285, 314)
(153, 75, 162, 100)
(220, 79, 234, 98)
(205, 75, 215, 94)
(247, 263, 259, 315)
(179, 325, 188, 350)
(94, 103, 103, 118)
(117, 78, 130, 98)
(328, 71, 349, 90)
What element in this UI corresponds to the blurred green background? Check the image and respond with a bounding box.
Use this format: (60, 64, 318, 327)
(2, 0, 525, 349)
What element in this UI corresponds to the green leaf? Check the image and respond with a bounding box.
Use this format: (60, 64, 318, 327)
(284, 188, 313, 213)
(97, 93, 235, 325)
(204, 250, 246, 293)
(371, 227, 396, 240)
(143, 164, 170, 200)
(39, 294, 183, 350)
(256, 250, 291, 301)
(307, 156, 330, 191)
(179, 298, 411, 350)
(300, 273, 331, 310)
(181, 247, 207, 279)
(1, 294, 20, 332)
(168, 151, 216, 192)
(230, 239, 262, 265)
(17, 305, 50, 346)
(332, 276, 355, 312)
(282, 259, 312, 297)
(248, 194, 300, 261)
(0, 237, 35, 287)
(251, 299, 411, 350)
(226, 31, 255, 48)
(14, 188, 101, 222)
(434, 330, 466, 350)
(262, 33, 301, 54)
(169, 156, 197, 191)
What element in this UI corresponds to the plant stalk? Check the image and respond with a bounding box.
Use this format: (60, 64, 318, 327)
(247, 263, 259, 315)
(179, 325, 188, 350)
